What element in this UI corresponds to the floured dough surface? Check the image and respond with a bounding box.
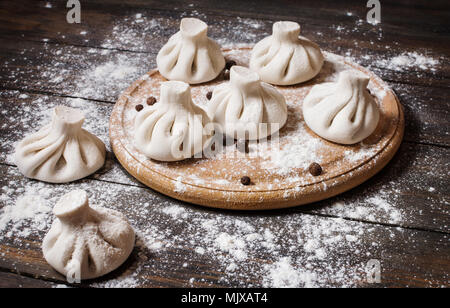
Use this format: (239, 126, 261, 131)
(303, 70, 380, 145)
(208, 65, 287, 140)
(250, 21, 324, 85)
(42, 190, 135, 280)
(14, 106, 106, 184)
(110, 47, 403, 209)
(134, 81, 213, 161)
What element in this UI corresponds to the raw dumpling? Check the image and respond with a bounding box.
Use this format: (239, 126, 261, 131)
(135, 81, 213, 161)
(14, 106, 106, 183)
(207, 66, 287, 140)
(42, 190, 135, 281)
(250, 21, 324, 85)
(303, 70, 380, 145)
(157, 18, 225, 84)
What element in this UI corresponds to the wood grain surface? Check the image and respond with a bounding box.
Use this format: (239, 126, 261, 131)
(0, 0, 448, 288)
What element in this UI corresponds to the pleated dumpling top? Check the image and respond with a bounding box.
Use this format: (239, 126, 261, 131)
(250, 21, 324, 85)
(303, 70, 380, 145)
(14, 106, 106, 183)
(157, 18, 225, 84)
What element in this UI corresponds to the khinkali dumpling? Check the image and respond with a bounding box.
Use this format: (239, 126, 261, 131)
(303, 70, 380, 145)
(14, 106, 106, 183)
(157, 18, 225, 84)
(42, 190, 135, 281)
(135, 81, 213, 161)
(207, 66, 287, 140)
(250, 21, 324, 85)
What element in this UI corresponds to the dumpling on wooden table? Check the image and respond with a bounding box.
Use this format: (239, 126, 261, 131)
(42, 190, 135, 281)
(14, 106, 106, 183)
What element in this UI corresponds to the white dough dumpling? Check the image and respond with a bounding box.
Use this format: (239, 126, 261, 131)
(134, 81, 213, 161)
(14, 106, 106, 183)
(250, 21, 324, 85)
(303, 70, 380, 145)
(207, 66, 287, 140)
(157, 18, 225, 84)
(42, 190, 135, 280)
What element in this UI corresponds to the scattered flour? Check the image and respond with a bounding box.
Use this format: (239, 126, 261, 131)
(264, 257, 318, 288)
(376, 52, 439, 72)
(215, 233, 248, 261)
(91, 274, 140, 288)
(161, 205, 188, 219)
(0, 129, 443, 288)
(72, 53, 146, 100)
(261, 124, 324, 174)
(0, 193, 52, 239)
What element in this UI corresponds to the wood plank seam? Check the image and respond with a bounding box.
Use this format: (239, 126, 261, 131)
(0, 39, 447, 90)
(294, 211, 450, 236)
(0, 161, 447, 236)
(0, 36, 151, 55)
(3, 2, 448, 40)
(0, 266, 72, 287)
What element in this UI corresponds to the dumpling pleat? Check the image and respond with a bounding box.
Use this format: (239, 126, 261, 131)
(172, 112, 189, 155)
(176, 41, 197, 81)
(303, 71, 380, 144)
(208, 66, 287, 140)
(20, 134, 66, 177)
(250, 21, 324, 85)
(262, 43, 284, 68)
(226, 90, 245, 123)
(136, 109, 164, 148)
(156, 18, 225, 84)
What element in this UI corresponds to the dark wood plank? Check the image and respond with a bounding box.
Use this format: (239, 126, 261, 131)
(0, 38, 152, 102)
(1, 0, 449, 45)
(0, 270, 61, 288)
(0, 0, 449, 89)
(0, 90, 449, 232)
(0, 164, 448, 287)
(306, 141, 450, 233)
(391, 84, 449, 147)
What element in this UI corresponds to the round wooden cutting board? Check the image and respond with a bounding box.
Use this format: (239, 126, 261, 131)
(109, 47, 404, 210)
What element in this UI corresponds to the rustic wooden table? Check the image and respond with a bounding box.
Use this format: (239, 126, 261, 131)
(0, 0, 448, 288)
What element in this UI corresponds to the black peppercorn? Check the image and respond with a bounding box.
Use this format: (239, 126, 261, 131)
(308, 162, 322, 176)
(241, 176, 251, 186)
(147, 96, 157, 105)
